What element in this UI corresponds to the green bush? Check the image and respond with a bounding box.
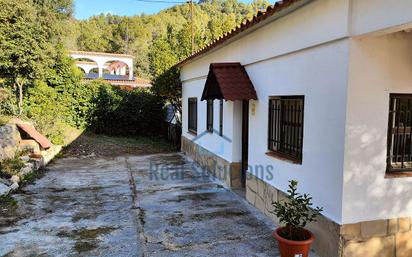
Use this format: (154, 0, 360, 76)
(90, 86, 167, 137)
(13, 77, 167, 144)
(0, 87, 18, 116)
(24, 81, 67, 144)
(58, 80, 101, 128)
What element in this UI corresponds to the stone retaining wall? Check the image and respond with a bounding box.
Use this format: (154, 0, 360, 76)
(0, 123, 62, 197)
(181, 136, 241, 188)
(341, 217, 412, 257)
(0, 124, 21, 161)
(245, 174, 412, 257)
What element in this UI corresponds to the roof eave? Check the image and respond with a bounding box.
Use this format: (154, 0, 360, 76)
(175, 0, 314, 68)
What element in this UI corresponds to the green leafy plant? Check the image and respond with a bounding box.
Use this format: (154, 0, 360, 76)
(151, 67, 182, 126)
(89, 85, 167, 137)
(0, 155, 25, 179)
(272, 180, 323, 241)
(0, 194, 17, 206)
(0, 88, 18, 116)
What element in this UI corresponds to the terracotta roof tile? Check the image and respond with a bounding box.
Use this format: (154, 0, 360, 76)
(176, 0, 307, 67)
(201, 63, 257, 101)
(69, 50, 134, 58)
(16, 123, 52, 149)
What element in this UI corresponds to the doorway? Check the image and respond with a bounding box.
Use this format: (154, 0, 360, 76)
(241, 100, 249, 188)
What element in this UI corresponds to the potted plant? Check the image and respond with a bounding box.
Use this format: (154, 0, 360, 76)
(272, 180, 323, 257)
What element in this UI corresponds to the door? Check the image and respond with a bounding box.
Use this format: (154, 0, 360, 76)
(241, 100, 249, 188)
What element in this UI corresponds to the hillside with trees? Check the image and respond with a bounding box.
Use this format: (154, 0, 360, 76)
(0, 0, 269, 145)
(70, 0, 270, 79)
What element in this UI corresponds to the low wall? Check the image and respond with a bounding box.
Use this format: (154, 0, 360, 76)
(340, 217, 411, 257)
(181, 136, 241, 188)
(246, 174, 412, 257)
(0, 123, 62, 197)
(0, 124, 21, 161)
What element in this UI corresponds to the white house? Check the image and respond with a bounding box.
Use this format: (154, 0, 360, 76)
(177, 0, 412, 256)
(69, 51, 152, 89)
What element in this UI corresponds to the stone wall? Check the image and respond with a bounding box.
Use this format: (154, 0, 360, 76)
(341, 217, 412, 257)
(0, 123, 63, 197)
(181, 136, 241, 188)
(245, 173, 412, 257)
(0, 124, 21, 161)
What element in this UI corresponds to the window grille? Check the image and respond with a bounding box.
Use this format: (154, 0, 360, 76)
(268, 96, 304, 163)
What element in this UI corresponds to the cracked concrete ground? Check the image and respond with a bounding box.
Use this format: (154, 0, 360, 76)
(0, 153, 317, 257)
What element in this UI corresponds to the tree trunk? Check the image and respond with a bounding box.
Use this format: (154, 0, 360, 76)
(16, 80, 24, 115)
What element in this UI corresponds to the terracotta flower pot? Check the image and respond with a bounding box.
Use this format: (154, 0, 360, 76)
(272, 227, 314, 257)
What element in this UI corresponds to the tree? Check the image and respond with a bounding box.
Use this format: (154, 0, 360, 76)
(151, 67, 182, 125)
(0, 0, 53, 114)
(76, 16, 113, 52)
(72, 0, 270, 79)
(149, 38, 179, 78)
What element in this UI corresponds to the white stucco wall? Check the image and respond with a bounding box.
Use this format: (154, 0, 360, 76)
(181, 0, 350, 82)
(70, 53, 134, 79)
(181, 0, 412, 225)
(343, 32, 412, 224)
(181, 0, 351, 224)
(246, 40, 349, 224)
(350, 0, 412, 36)
(182, 78, 237, 162)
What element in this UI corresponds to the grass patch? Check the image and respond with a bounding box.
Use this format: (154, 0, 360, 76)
(0, 194, 17, 206)
(19, 169, 44, 186)
(0, 156, 24, 179)
(99, 135, 173, 152)
(21, 171, 39, 184)
(63, 132, 176, 157)
(88, 133, 173, 152)
(0, 115, 11, 126)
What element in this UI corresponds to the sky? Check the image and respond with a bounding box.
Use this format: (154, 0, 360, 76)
(74, 0, 258, 20)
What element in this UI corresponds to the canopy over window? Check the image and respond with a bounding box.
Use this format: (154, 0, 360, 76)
(201, 63, 258, 101)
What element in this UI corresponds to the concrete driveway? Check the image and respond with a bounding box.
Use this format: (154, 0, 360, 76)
(0, 153, 280, 256)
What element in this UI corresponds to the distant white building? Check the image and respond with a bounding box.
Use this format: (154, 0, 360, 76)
(177, 0, 412, 257)
(69, 51, 151, 89)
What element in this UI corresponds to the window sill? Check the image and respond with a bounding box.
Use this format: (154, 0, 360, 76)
(385, 171, 412, 179)
(265, 151, 302, 165)
(187, 130, 197, 136)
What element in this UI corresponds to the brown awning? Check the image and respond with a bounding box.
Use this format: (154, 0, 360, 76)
(201, 63, 258, 101)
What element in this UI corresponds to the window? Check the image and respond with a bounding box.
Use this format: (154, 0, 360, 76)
(268, 96, 304, 163)
(219, 100, 223, 136)
(206, 100, 213, 132)
(387, 94, 412, 173)
(188, 98, 197, 134)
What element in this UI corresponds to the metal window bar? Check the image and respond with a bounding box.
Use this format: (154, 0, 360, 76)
(387, 94, 412, 172)
(219, 100, 223, 136)
(268, 96, 304, 162)
(206, 100, 213, 132)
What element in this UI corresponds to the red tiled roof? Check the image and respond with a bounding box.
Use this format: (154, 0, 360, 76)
(176, 0, 308, 67)
(107, 61, 127, 71)
(83, 77, 151, 84)
(69, 50, 134, 58)
(135, 78, 151, 84)
(201, 63, 257, 101)
(75, 61, 97, 65)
